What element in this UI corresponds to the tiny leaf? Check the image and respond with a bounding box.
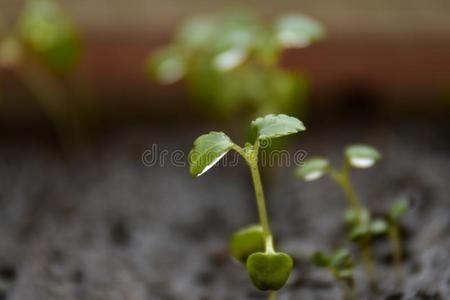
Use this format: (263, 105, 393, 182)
(275, 14, 325, 48)
(388, 198, 410, 222)
(188, 132, 234, 177)
(251, 114, 305, 141)
(311, 251, 330, 267)
(370, 219, 388, 235)
(345, 144, 381, 168)
(148, 46, 185, 84)
(295, 157, 329, 181)
(330, 249, 353, 269)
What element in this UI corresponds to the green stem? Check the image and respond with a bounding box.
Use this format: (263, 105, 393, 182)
(360, 238, 376, 287)
(389, 224, 403, 285)
(268, 291, 277, 300)
(249, 153, 274, 252)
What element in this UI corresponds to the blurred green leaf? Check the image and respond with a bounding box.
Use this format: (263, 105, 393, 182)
(388, 198, 410, 222)
(370, 219, 388, 235)
(330, 249, 353, 269)
(345, 144, 381, 169)
(311, 251, 331, 267)
(275, 14, 325, 48)
(18, 0, 81, 72)
(251, 114, 305, 140)
(148, 46, 185, 84)
(295, 157, 330, 181)
(188, 131, 234, 177)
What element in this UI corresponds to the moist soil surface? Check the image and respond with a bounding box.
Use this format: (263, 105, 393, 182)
(0, 120, 449, 300)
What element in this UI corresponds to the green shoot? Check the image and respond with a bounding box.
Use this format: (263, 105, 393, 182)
(148, 12, 325, 119)
(295, 144, 383, 286)
(312, 249, 356, 300)
(386, 197, 410, 285)
(189, 114, 305, 298)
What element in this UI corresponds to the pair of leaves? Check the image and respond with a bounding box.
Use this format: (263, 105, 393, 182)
(345, 208, 388, 241)
(189, 114, 305, 177)
(295, 144, 381, 182)
(311, 249, 353, 280)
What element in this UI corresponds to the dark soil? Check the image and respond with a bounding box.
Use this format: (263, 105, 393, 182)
(0, 120, 449, 300)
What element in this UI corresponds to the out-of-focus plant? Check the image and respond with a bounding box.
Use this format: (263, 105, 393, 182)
(0, 0, 85, 146)
(295, 145, 387, 287)
(189, 114, 306, 299)
(312, 248, 356, 300)
(147, 12, 325, 120)
(384, 197, 410, 284)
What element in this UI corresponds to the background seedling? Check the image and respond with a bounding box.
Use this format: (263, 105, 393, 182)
(312, 249, 356, 300)
(385, 197, 410, 285)
(189, 114, 305, 299)
(0, 0, 89, 148)
(295, 145, 383, 286)
(148, 12, 325, 120)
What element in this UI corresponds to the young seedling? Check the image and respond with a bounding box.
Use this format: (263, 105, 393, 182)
(295, 145, 386, 287)
(0, 0, 86, 148)
(189, 114, 305, 299)
(385, 197, 410, 285)
(312, 249, 356, 300)
(148, 12, 325, 120)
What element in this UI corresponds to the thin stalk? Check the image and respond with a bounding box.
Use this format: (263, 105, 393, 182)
(268, 291, 277, 300)
(238, 143, 277, 300)
(389, 224, 403, 285)
(329, 165, 376, 286)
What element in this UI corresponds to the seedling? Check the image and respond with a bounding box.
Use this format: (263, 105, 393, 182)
(295, 145, 386, 286)
(385, 197, 410, 284)
(189, 114, 305, 299)
(312, 249, 356, 300)
(0, 0, 85, 147)
(148, 12, 325, 119)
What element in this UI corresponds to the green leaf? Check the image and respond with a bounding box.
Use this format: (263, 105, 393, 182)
(246, 252, 293, 291)
(345, 144, 381, 169)
(148, 46, 185, 84)
(348, 223, 370, 241)
(175, 16, 215, 50)
(188, 132, 234, 177)
(251, 114, 305, 141)
(18, 0, 81, 72)
(295, 157, 329, 181)
(274, 14, 325, 48)
(311, 251, 331, 267)
(229, 225, 265, 264)
(330, 249, 353, 269)
(388, 198, 409, 222)
(370, 219, 388, 235)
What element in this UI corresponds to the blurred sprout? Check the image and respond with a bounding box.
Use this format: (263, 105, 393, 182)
(18, 0, 81, 72)
(312, 249, 355, 299)
(147, 11, 325, 119)
(345, 144, 381, 169)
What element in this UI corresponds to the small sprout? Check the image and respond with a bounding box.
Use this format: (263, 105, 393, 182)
(311, 249, 355, 299)
(148, 46, 185, 84)
(188, 114, 305, 296)
(188, 131, 234, 177)
(345, 144, 381, 168)
(247, 252, 293, 291)
(388, 198, 410, 223)
(230, 224, 265, 263)
(295, 157, 330, 181)
(18, 0, 81, 72)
